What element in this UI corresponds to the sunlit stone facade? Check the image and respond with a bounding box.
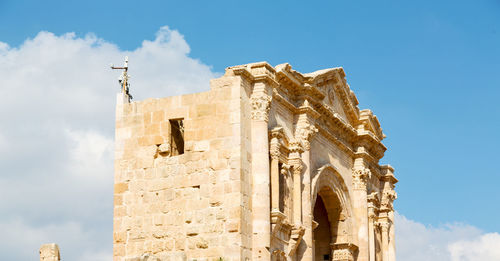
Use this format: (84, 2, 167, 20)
(112, 62, 397, 261)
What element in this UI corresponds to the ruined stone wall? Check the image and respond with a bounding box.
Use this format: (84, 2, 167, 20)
(114, 76, 249, 260)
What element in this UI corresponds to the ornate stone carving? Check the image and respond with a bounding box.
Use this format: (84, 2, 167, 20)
(381, 188, 397, 211)
(280, 164, 290, 175)
(331, 243, 358, 261)
(367, 192, 379, 220)
(287, 225, 305, 256)
(295, 122, 318, 151)
(352, 167, 371, 190)
(291, 159, 303, 175)
(270, 127, 283, 160)
(250, 92, 272, 121)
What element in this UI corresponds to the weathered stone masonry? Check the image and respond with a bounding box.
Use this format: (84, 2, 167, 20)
(113, 62, 397, 261)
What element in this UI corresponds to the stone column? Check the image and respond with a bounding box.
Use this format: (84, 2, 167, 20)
(251, 87, 272, 261)
(286, 141, 305, 257)
(39, 243, 60, 261)
(289, 142, 303, 226)
(295, 109, 318, 261)
(352, 158, 370, 261)
(270, 127, 283, 213)
(378, 217, 390, 261)
(380, 165, 397, 261)
(388, 210, 396, 261)
(367, 193, 379, 261)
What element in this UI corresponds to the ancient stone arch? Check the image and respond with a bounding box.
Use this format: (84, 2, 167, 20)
(312, 164, 357, 261)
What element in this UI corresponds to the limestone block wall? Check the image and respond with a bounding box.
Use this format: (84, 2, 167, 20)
(113, 76, 250, 260)
(112, 61, 398, 261)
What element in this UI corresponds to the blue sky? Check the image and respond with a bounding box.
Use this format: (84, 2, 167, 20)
(1, 0, 499, 260)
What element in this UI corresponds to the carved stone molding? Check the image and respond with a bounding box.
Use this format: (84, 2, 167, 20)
(367, 192, 380, 220)
(286, 225, 305, 256)
(295, 122, 318, 151)
(331, 243, 358, 261)
(352, 167, 371, 191)
(280, 163, 290, 176)
(270, 127, 283, 160)
(250, 92, 272, 121)
(271, 210, 292, 242)
(291, 159, 303, 176)
(381, 188, 397, 211)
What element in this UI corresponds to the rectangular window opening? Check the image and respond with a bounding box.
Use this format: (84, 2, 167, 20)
(170, 118, 184, 155)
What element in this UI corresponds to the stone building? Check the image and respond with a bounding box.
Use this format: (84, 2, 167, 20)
(113, 62, 397, 261)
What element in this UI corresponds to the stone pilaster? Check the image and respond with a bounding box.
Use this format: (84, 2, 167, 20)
(295, 101, 319, 261)
(289, 140, 303, 226)
(381, 165, 398, 261)
(352, 157, 370, 261)
(250, 87, 272, 261)
(377, 217, 390, 261)
(367, 192, 379, 261)
(270, 127, 283, 212)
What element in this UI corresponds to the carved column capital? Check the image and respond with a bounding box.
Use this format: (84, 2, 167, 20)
(352, 167, 371, 191)
(270, 127, 283, 160)
(381, 188, 397, 211)
(295, 122, 318, 151)
(291, 159, 303, 175)
(367, 192, 379, 220)
(250, 92, 272, 122)
(280, 164, 290, 175)
(331, 243, 358, 261)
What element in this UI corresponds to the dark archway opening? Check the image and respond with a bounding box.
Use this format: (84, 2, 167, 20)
(314, 195, 332, 261)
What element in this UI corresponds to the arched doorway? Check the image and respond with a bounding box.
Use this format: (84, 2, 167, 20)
(313, 186, 343, 261)
(314, 194, 332, 260)
(311, 165, 355, 261)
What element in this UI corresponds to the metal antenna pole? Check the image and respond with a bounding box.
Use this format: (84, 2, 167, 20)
(111, 56, 132, 101)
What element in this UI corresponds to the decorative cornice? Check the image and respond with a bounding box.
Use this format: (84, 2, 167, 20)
(250, 92, 272, 122)
(230, 62, 389, 163)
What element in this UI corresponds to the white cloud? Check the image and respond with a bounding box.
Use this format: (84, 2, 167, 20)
(396, 212, 500, 261)
(0, 26, 218, 260)
(449, 233, 500, 261)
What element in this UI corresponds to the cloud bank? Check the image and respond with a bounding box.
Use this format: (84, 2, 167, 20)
(0, 26, 499, 260)
(0, 26, 217, 261)
(396, 213, 500, 261)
